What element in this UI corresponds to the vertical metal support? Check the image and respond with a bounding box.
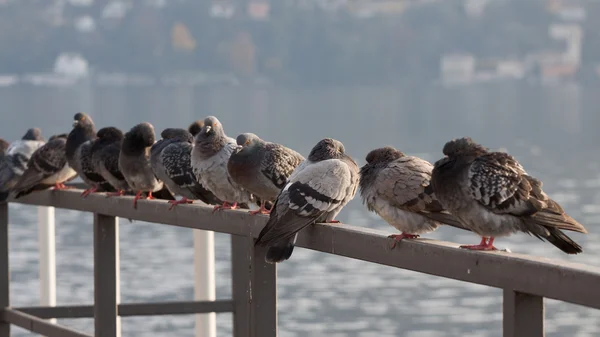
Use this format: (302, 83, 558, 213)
(231, 235, 251, 337)
(94, 214, 120, 337)
(251, 244, 277, 337)
(38, 207, 56, 326)
(231, 235, 277, 337)
(503, 289, 545, 337)
(194, 230, 216, 337)
(0, 203, 9, 337)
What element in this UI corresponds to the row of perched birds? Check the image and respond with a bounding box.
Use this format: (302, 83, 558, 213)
(0, 113, 588, 264)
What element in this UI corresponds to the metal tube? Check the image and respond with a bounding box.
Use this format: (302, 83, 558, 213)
(0, 203, 9, 337)
(194, 230, 216, 337)
(38, 206, 56, 327)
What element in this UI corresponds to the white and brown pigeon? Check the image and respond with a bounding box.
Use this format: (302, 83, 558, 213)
(227, 133, 304, 215)
(0, 128, 45, 201)
(256, 138, 359, 263)
(431, 137, 587, 254)
(191, 116, 254, 212)
(12, 134, 77, 198)
(119, 122, 164, 208)
(359, 146, 469, 248)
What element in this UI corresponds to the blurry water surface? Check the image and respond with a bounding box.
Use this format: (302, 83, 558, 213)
(2, 82, 600, 336)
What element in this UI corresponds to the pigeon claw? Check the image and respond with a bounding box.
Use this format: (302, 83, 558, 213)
(249, 202, 271, 215)
(53, 183, 71, 190)
(168, 197, 193, 210)
(133, 191, 143, 209)
(80, 186, 98, 198)
(388, 233, 420, 249)
(106, 190, 125, 198)
(213, 201, 238, 213)
(459, 237, 498, 251)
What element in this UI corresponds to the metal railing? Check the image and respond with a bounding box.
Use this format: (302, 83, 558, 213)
(2, 187, 600, 337)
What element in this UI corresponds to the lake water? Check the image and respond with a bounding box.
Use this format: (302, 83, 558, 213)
(2, 82, 600, 336)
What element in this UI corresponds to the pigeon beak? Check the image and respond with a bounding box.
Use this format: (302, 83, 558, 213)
(236, 145, 243, 150)
(204, 126, 212, 134)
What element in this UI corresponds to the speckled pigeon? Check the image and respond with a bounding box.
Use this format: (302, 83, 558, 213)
(91, 127, 130, 197)
(0, 128, 46, 201)
(151, 128, 221, 209)
(12, 134, 77, 198)
(191, 116, 254, 212)
(359, 147, 470, 248)
(431, 137, 587, 254)
(119, 122, 164, 208)
(255, 138, 359, 263)
(228, 133, 304, 215)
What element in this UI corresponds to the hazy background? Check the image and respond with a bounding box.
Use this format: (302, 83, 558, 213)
(2, 0, 600, 336)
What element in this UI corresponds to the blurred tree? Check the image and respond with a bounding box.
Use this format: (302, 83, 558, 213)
(229, 31, 257, 77)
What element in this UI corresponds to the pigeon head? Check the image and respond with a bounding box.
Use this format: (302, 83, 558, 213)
(72, 112, 94, 128)
(365, 147, 404, 164)
(0, 138, 8, 155)
(97, 127, 124, 142)
(442, 137, 488, 158)
(161, 128, 193, 143)
(308, 138, 346, 161)
(22, 128, 43, 141)
(236, 133, 262, 149)
(195, 116, 229, 155)
(199, 116, 224, 137)
(188, 120, 204, 137)
(122, 122, 156, 155)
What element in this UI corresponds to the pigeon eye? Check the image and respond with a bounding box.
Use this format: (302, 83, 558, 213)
(245, 140, 250, 145)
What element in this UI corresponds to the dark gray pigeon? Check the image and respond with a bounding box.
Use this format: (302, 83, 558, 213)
(431, 137, 587, 254)
(66, 112, 114, 198)
(255, 138, 359, 263)
(0, 128, 46, 201)
(359, 147, 469, 248)
(12, 134, 77, 198)
(228, 133, 304, 215)
(188, 120, 204, 137)
(119, 122, 164, 208)
(0, 139, 9, 201)
(91, 127, 130, 197)
(151, 128, 221, 209)
(191, 116, 254, 212)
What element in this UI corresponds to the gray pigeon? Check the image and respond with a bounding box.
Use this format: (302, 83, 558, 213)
(91, 127, 130, 197)
(12, 134, 77, 198)
(119, 122, 164, 208)
(228, 133, 304, 215)
(151, 128, 221, 209)
(0, 139, 8, 154)
(256, 138, 359, 263)
(0, 128, 45, 202)
(431, 137, 587, 254)
(359, 147, 469, 248)
(188, 120, 204, 137)
(191, 116, 254, 212)
(66, 112, 114, 198)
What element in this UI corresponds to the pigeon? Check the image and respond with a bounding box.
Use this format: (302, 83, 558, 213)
(191, 116, 254, 212)
(66, 113, 114, 198)
(151, 127, 221, 209)
(91, 127, 130, 197)
(359, 147, 470, 248)
(188, 120, 204, 137)
(228, 133, 304, 215)
(0, 128, 46, 201)
(12, 134, 77, 198)
(0, 139, 9, 154)
(119, 122, 164, 208)
(256, 138, 359, 263)
(431, 137, 587, 254)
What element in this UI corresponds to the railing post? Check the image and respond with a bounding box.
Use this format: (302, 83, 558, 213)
(251, 244, 277, 337)
(0, 203, 9, 337)
(231, 234, 277, 337)
(94, 213, 121, 337)
(194, 230, 216, 337)
(231, 235, 250, 337)
(38, 207, 56, 326)
(503, 289, 544, 337)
